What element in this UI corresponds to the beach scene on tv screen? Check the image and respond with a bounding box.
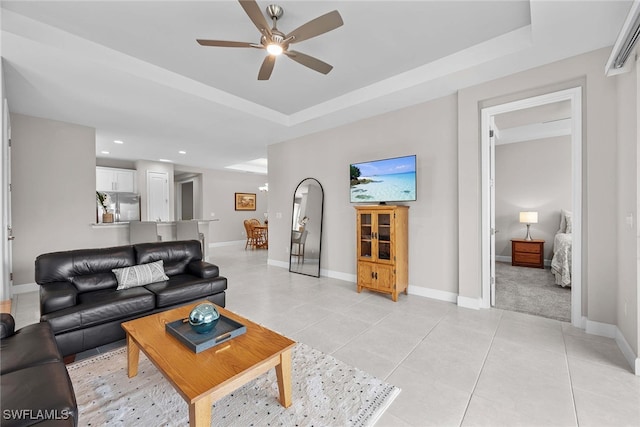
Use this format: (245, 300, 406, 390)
(350, 156, 416, 202)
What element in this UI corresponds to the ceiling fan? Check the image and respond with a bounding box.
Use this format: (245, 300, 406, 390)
(196, 0, 343, 80)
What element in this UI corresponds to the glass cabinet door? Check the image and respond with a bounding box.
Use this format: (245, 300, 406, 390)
(359, 213, 372, 259)
(376, 213, 392, 261)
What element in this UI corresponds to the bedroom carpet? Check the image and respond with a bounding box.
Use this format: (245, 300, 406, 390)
(495, 262, 571, 322)
(67, 342, 400, 427)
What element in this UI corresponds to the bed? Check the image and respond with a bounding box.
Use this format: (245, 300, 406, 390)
(551, 209, 572, 287)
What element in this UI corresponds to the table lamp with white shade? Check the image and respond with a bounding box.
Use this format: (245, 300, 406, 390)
(519, 211, 538, 241)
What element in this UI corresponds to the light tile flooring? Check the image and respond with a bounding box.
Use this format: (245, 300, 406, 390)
(13, 244, 640, 426)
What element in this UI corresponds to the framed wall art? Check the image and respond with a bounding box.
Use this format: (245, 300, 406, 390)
(235, 193, 256, 211)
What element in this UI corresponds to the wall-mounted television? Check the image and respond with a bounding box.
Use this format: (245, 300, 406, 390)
(350, 155, 417, 203)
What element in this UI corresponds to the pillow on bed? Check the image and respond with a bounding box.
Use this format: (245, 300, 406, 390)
(113, 260, 169, 290)
(559, 209, 572, 233)
(565, 214, 573, 233)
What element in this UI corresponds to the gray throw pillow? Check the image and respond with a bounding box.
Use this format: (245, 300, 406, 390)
(113, 260, 169, 290)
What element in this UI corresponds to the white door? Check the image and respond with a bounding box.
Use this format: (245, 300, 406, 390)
(147, 171, 169, 221)
(2, 99, 12, 302)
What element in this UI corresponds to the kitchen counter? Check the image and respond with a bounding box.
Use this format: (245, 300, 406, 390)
(91, 219, 218, 228)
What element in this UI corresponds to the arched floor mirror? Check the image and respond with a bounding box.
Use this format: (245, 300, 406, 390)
(289, 178, 324, 277)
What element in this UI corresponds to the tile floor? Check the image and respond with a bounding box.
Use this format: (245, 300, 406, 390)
(12, 244, 640, 426)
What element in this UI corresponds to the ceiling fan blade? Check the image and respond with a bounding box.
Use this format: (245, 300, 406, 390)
(238, 0, 272, 39)
(284, 50, 333, 74)
(197, 39, 258, 48)
(285, 10, 343, 44)
(258, 55, 276, 80)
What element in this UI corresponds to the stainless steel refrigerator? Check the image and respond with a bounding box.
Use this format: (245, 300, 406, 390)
(100, 192, 140, 222)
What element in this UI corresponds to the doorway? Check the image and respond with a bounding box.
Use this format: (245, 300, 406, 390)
(175, 173, 202, 221)
(481, 87, 582, 326)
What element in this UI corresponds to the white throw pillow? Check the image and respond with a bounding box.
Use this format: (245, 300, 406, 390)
(559, 209, 572, 233)
(113, 260, 169, 290)
(565, 213, 573, 234)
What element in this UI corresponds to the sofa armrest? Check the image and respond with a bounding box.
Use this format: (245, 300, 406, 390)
(187, 261, 219, 279)
(0, 313, 15, 339)
(40, 281, 78, 315)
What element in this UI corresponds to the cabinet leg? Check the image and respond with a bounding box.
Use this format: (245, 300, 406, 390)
(392, 292, 398, 302)
(357, 285, 362, 293)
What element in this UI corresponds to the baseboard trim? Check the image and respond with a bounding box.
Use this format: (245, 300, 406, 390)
(323, 270, 356, 282)
(615, 328, 640, 376)
(495, 255, 551, 267)
(457, 296, 482, 310)
(209, 240, 245, 248)
(583, 317, 639, 375)
(12, 283, 38, 294)
(267, 259, 289, 269)
(409, 286, 457, 303)
(584, 318, 617, 338)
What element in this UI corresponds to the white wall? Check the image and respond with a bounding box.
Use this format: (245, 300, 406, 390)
(9, 114, 131, 285)
(268, 47, 637, 360)
(268, 93, 459, 296)
(166, 164, 268, 244)
(495, 136, 572, 260)
(10, 115, 269, 285)
(458, 48, 619, 326)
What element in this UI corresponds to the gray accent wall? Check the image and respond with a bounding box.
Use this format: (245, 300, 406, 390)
(268, 93, 460, 295)
(495, 136, 572, 260)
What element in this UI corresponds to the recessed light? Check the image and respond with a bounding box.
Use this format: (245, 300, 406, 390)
(113, 140, 124, 144)
(178, 150, 186, 155)
(101, 151, 110, 154)
(159, 159, 172, 163)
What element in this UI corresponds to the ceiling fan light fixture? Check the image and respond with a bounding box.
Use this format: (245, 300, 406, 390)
(266, 43, 283, 56)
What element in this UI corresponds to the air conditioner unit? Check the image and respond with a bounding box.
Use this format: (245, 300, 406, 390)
(606, 1, 640, 76)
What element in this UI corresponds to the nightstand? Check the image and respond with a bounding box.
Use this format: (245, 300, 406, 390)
(511, 239, 545, 268)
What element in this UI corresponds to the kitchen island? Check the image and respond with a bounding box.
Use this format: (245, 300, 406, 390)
(91, 220, 219, 256)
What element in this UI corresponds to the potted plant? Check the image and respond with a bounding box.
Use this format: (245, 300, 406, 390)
(96, 191, 113, 223)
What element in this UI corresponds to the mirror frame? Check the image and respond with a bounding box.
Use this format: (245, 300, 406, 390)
(289, 178, 324, 277)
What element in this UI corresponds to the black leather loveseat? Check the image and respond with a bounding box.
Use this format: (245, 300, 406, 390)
(36, 240, 227, 357)
(0, 313, 78, 427)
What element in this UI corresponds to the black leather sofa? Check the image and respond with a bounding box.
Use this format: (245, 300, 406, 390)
(0, 313, 78, 427)
(36, 240, 227, 357)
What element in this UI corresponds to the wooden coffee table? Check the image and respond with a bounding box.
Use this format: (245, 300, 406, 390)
(121, 302, 295, 427)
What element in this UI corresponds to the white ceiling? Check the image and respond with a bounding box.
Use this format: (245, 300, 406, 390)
(494, 100, 572, 145)
(0, 1, 633, 173)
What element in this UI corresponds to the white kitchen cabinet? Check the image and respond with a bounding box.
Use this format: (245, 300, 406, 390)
(96, 167, 136, 192)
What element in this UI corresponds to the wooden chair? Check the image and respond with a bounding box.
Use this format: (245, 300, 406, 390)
(244, 220, 267, 249)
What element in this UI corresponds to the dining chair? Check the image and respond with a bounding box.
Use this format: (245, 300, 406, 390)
(129, 221, 162, 244)
(177, 220, 205, 254)
(291, 229, 308, 262)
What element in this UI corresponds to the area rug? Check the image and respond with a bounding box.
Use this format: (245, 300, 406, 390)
(495, 262, 571, 322)
(66, 343, 400, 426)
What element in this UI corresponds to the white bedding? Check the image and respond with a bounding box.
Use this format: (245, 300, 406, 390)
(551, 232, 572, 287)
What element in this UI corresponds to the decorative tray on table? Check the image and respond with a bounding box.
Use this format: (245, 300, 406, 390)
(165, 315, 247, 353)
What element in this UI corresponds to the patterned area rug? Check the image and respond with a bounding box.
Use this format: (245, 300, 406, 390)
(67, 343, 400, 426)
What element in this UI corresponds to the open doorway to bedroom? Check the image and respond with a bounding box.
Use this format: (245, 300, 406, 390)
(493, 101, 572, 321)
(481, 87, 582, 326)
